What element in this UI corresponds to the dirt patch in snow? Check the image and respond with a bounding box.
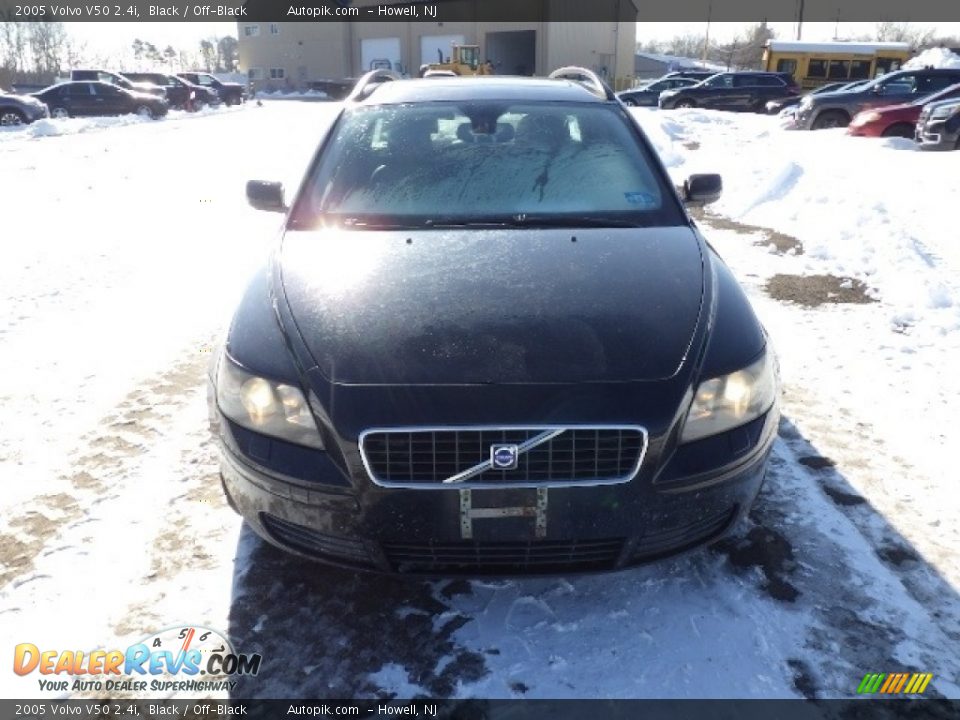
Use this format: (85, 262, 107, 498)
(765, 274, 876, 307)
(798, 455, 835, 470)
(689, 208, 804, 255)
(714, 525, 800, 603)
(821, 485, 867, 507)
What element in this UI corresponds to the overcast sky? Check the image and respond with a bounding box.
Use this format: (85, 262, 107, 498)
(66, 21, 960, 58)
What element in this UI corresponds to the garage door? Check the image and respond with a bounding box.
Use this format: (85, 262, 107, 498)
(361, 37, 401, 73)
(420, 35, 466, 66)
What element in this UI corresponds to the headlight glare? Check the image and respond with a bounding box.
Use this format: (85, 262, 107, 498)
(681, 352, 777, 443)
(217, 356, 324, 449)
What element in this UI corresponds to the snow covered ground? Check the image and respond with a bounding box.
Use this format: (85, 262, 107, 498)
(1, 99, 958, 701)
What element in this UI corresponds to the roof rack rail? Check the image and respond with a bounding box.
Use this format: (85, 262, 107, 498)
(548, 66, 616, 101)
(347, 69, 401, 102)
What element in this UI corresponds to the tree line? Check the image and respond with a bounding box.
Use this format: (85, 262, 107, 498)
(1, 19, 238, 89)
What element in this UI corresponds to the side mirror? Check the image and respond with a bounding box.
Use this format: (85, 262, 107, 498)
(246, 180, 286, 213)
(683, 174, 722, 205)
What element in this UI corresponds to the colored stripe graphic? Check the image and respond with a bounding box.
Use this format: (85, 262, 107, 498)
(858, 673, 885, 694)
(880, 674, 897, 693)
(858, 672, 932, 694)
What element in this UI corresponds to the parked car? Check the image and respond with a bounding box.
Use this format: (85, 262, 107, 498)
(177, 73, 246, 105)
(617, 77, 700, 106)
(33, 81, 169, 119)
(659, 72, 800, 112)
(848, 83, 960, 138)
(916, 97, 960, 150)
(793, 68, 960, 130)
(765, 81, 848, 114)
(0, 89, 49, 126)
(207, 69, 780, 575)
(121, 72, 218, 110)
(70, 69, 166, 99)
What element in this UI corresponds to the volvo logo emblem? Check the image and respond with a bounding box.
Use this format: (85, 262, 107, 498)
(490, 444, 519, 470)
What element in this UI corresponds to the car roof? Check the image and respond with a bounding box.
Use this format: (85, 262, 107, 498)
(358, 76, 608, 105)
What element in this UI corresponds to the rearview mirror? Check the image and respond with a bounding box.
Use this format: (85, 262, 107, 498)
(683, 174, 722, 205)
(246, 180, 286, 213)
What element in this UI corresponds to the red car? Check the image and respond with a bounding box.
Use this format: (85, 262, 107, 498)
(848, 83, 960, 138)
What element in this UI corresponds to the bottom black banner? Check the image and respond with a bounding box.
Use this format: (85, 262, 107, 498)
(3, 699, 959, 720)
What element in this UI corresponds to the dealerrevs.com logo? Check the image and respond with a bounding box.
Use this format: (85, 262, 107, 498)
(14, 625, 262, 693)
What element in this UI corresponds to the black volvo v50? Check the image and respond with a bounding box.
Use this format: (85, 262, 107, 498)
(208, 69, 780, 576)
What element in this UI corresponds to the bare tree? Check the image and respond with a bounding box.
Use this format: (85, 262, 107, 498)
(27, 22, 67, 75)
(217, 36, 238, 72)
(874, 22, 935, 48)
(199, 39, 216, 72)
(661, 33, 708, 60)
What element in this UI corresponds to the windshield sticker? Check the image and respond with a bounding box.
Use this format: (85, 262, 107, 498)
(624, 191, 656, 207)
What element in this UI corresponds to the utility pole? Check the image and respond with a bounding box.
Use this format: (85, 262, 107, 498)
(702, 2, 712, 64)
(796, 0, 805, 40)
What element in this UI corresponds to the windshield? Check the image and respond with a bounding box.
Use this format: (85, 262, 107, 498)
(290, 101, 683, 229)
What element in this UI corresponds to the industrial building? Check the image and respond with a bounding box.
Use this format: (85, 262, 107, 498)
(237, 2, 639, 91)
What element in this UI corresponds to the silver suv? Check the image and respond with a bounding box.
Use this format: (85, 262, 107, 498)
(795, 68, 960, 130)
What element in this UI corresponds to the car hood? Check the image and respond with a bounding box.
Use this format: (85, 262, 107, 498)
(279, 227, 705, 386)
(870, 102, 920, 115)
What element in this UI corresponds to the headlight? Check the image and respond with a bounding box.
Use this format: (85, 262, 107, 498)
(799, 97, 813, 110)
(216, 356, 324, 449)
(681, 351, 778, 443)
(930, 102, 960, 120)
(854, 111, 881, 124)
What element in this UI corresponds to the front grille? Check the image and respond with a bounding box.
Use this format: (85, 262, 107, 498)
(632, 507, 736, 562)
(360, 426, 647, 488)
(383, 538, 626, 575)
(260, 513, 374, 567)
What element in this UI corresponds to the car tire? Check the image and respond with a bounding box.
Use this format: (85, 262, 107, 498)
(812, 110, 849, 130)
(51, 107, 69, 119)
(676, 99, 697, 109)
(0, 109, 26, 126)
(881, 123, 914, 139)
(135, 105, 154, 119)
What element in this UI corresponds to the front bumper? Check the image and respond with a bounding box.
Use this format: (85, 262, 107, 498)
(794, 106, 815, 129)
(214, 406, 779, 577)
(916, 120, 957, 150)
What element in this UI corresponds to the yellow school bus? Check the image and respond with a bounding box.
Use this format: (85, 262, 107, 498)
(762, 41, 913, 90)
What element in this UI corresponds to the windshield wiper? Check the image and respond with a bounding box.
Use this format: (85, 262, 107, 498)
(425, 216, 645, 229)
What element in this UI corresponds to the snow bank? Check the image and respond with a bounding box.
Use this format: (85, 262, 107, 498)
(632, 105, 960, 337)
(903, 47, 960, 70)
(0, 104, 243, 142)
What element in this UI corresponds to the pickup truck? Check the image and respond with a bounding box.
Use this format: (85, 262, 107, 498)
(176, 73, 246, 105)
